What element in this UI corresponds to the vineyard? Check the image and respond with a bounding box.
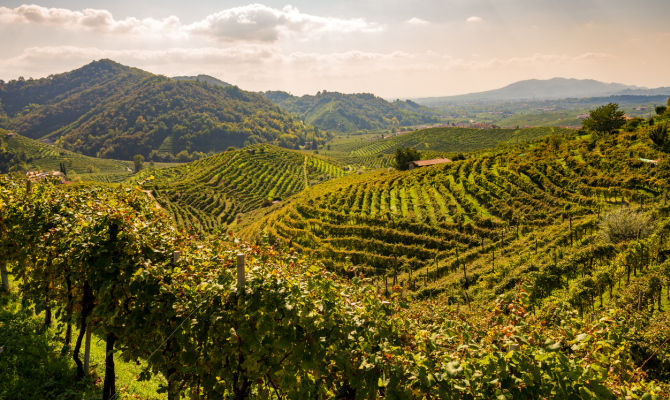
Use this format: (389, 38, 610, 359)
(242, 121, 670, 313)
(0, 131, 146, 181)
(1, 174, 668, 399)
(136, 144, 346, 231)
(322, 126, 573, 168)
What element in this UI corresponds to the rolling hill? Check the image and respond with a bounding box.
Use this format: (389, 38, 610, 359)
(416, 77, 670, 105)
(136, 144, 346, 231)
(240, 117, 668, 307)
(263, 90, 442, 132)
(0, 60, 326, 161)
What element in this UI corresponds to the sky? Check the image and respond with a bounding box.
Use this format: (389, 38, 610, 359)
(0, 1, 669, 98)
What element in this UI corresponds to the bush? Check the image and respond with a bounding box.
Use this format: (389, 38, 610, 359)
(648, 123, 669, 151)
(599, 206, 653, 244)
(656, 105, 667, 115)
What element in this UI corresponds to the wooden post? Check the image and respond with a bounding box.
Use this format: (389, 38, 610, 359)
(237, 253, 245, 292)
(83, 328, 91, 374)
(0, 262, 8, 292)
(26, 179, 31, 194)
(569, 215, 573, 246)
(172, 251, 181, 264)
(384, 274, 388, 296)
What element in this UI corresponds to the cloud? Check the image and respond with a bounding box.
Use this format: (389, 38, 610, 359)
(466, 16, 483, 23)
(0, 46, 620, 97)
(406, 17, 429, 25)
(0, 4, 382, 42)
(188, 4, 382, 41)
(0, 4, 183, 36)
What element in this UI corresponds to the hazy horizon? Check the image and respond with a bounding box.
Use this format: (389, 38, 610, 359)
(1, 1, 668, 97)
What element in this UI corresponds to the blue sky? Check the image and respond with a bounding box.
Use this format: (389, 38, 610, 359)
(1, 1, 668, 97)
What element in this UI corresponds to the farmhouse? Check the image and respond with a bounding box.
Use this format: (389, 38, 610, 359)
(408, 158, 452, 170)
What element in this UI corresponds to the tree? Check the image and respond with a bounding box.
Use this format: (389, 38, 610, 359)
(394, 147, 421, 170)
(133, 154, 144, 172)
(582, 103, 626, 134)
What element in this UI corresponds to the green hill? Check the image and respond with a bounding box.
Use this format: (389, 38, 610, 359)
(323, 126, 573, 168)
(136, 144, 345, 231)
(0, 60, 326, 161)
(241, 117, 668, 308)
(263, 90, 442, 133)
(0, 130, 162, 182)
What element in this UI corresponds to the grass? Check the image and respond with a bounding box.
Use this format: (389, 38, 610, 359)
(0, 279, 164, 400)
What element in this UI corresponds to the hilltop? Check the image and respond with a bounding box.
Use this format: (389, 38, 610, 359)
(263, 90, 442, 132)
(172, 74, 231, 87)
(0, 60, 325, 161)
(416, 77, 670, 105)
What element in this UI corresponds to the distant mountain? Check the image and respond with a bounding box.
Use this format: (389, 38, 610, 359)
(173, 74, 231, 88)
(415, 78, 670, 105)
(264, 90, 442, 132)
(0, 60, 325, 160)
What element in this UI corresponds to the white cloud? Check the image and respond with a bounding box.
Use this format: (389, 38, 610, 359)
(406, 17, 429, 25)
(0, 4, 382, 42)
(187, 4, 382, 41)
(466, 16, 483, 23)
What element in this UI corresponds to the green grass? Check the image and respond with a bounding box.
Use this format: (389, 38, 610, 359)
(0, 280, 164, 400)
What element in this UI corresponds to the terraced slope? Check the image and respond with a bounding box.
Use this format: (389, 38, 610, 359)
(241, 125, 668, 304)
(138, 144, 345, 231)
(324, 126, 572, 168)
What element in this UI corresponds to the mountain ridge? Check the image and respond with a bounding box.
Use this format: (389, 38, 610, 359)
(415, 77, 670, 105)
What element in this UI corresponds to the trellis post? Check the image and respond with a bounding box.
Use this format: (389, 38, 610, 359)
(237, 253, 246, 292)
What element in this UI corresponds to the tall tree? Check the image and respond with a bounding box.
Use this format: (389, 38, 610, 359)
(582, 103, 626, 134)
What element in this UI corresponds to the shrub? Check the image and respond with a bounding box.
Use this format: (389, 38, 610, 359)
(599, 206, 653, 244)
(656, 105, 667, 115)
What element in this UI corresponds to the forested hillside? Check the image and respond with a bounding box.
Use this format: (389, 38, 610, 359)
(0, 60, 326, 161)
(136, 144, 345, 231)
(264, 90, 442, 132)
